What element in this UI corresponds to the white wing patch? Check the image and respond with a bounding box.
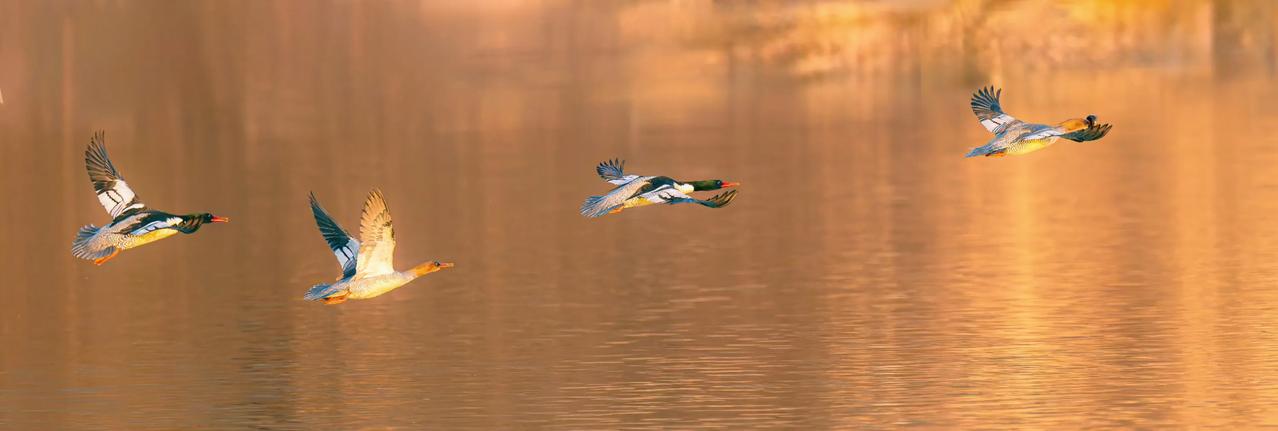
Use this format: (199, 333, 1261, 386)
(641, 185, 689, 204)
(129, 217, 181, 235)
(335, 238, 358, 276)
(97, 179, 145, 219)
(1020, 127, 1066, 141)
(981, 115, 1019, 134)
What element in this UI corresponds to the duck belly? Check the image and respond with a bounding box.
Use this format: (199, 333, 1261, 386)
(347, 273, 414, 299)
(1006, 137, 1059, 155)
(622, 196, 658, 209)
(119, 228, 180, 249)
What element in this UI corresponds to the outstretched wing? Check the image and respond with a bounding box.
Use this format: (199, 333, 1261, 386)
(354, 189, 396, 277)
(971, 87, 1021, 134)
(596, 159, 640, 185)
(85, 131, 146, 219)
(1060, 123, 1113, 142)
(309, 192, 359, 279)
(654, 189, 738, 208)
(580, 176, 655, 218)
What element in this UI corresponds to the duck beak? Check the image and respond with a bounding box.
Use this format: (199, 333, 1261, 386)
(437, 262, 455, 268)
(210, 216, 230, 223)
(721, 181, 740, 188)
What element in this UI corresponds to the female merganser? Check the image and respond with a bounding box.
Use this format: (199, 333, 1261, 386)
(70, 131, 228, 265)
(965, 86, 1113, 158)
(303, 189, 454, 304)
(580, 159, 739, 218)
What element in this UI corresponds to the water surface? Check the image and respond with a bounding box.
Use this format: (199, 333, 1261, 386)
(2, 0, 1278, 428)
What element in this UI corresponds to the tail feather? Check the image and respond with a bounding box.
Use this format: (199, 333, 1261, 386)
(304, 282, 345, 301)
(580, 195, 619, 218)
(71, 225, 115, 260)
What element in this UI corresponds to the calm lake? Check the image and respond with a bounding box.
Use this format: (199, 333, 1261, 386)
(2, 0, 1278, 428)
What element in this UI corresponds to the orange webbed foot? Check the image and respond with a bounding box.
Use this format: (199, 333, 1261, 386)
(322, 295, 349, 305)
(93, 249, 121, 265)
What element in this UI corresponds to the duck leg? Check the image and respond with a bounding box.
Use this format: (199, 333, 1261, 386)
(322, 294, 349, 305)
(93, 248, 121, 265)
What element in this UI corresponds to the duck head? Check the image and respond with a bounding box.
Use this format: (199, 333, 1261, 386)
(686, 179, 740, 191)
(411, 260, 455, 277)
(175, 213, 229, 233)
(1058, 116, 1095, 133)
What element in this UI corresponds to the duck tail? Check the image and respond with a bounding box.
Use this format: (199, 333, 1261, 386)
(304, 282, 343, 301)
(579, 195, 617, 218)
(71, 225, 115, 260)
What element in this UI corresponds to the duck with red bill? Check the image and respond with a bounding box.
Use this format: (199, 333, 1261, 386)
(580, 159, 741, 218)
(71, 131, 230, 265)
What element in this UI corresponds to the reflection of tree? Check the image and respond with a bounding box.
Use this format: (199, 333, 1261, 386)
(618, 0, 1278, 81)
(1211, 0, 1277, 78)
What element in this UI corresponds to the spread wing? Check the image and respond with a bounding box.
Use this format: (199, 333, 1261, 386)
(596, 159, 640, 185)
(1061, 123, 1113, 142)
(653, 189, 738, 208)
(971, 87, 1021, 134)
(309, 192, 359, 279)
(580, 176, 655, 218)
(85, 131, 146, 219)
(354, 189, 396, 277)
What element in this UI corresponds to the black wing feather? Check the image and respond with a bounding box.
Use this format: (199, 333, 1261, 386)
(970, 86, 1005, 120)
(656, 189, 738, 208)
(596, 158, 627, 181)
(309, 192, 359, 278)
(1061, 123, 1113, 142)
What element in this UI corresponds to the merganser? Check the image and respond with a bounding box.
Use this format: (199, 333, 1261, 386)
(70, 131, 228, 265)
(965, 86, 1113, 158)
(303, 189, 454, 304)
(580, 159, 739, 218)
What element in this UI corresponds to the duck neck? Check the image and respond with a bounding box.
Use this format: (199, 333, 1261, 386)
(1056, 118, 1088, 133)
(174, 215, 206, 234)
(685, 180, 718, 191)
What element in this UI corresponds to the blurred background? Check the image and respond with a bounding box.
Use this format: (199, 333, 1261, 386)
(2, 0, 1278, 428)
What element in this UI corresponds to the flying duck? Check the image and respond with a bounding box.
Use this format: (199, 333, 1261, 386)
(580, 159, 739, 218)
(965, 86, 1113, 158)
(71, 131, 228, 265)
(304, 189, 454, 304)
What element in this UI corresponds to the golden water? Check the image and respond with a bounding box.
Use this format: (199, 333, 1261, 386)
(2, 0, 1278, 428)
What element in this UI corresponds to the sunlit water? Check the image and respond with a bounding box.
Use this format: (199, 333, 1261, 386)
(3, 1, 1278, 428)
